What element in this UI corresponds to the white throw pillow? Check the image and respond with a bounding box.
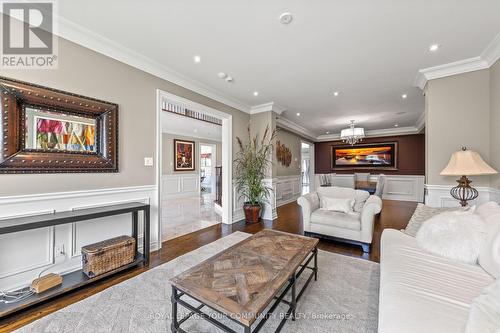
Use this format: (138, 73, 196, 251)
(416, 210, 486, 264)
(320, 196, 354, 214)
(465, 279, 500, 333)
(479, 222, 500, 278)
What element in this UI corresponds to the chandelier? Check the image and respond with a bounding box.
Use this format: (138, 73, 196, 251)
(340, 120, 365, 145)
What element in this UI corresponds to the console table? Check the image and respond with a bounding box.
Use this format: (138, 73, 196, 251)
(0, 202, 150, 318)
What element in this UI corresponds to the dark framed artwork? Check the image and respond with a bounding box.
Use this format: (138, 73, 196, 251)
(331, 142, 398, 170)
(174, 139, 195, 171)
(0, 77, 118, 173)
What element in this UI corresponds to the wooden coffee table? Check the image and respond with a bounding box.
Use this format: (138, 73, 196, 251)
(169, 229, 319, 333)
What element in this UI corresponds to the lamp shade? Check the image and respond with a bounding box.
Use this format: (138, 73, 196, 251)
(440, 149, 497, 176)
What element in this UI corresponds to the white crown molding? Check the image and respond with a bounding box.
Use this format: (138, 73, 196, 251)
(481, 32, 500, 67)
(414, 32, 500, 89)
(49, 14, 254, 113)
(275, 117, 317, 141)
(315, 125, 423, 142)
(250, 102, 286, 115)
(277, 115, 425, 142)
(415, 111, 425, 132)
(414, 57, 489, 89)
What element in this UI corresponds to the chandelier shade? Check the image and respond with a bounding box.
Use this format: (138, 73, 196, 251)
(340, 120, 365, 145)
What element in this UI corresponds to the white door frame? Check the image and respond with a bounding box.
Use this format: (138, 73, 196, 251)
(300, 140, 315, 191)
(200, 142, 217, 195)
(156, 90, 233, 247)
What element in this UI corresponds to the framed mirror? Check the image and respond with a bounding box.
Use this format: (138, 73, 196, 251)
(0, 77, 118, 173)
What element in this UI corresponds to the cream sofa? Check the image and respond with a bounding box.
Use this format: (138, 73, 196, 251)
(297, 186, 382, 252)
(378, 229, 495, 333)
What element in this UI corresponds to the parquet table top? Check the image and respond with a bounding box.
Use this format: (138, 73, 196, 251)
(170, 229, 319, 326)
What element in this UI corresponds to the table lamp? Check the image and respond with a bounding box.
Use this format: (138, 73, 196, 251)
(440, 147, 497, 206)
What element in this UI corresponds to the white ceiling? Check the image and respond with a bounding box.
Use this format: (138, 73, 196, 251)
(161, 112, 222, 142)
(57, 1, 500, 135)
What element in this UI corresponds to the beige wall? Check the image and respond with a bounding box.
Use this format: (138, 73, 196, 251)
(490, 59, 500, 188)
(425, 69, 491, 186)
(0, 36, 249, 196)
(249, 111, 275, 178)
(276, 128, 302, 177)
(162, 133, 221, 174)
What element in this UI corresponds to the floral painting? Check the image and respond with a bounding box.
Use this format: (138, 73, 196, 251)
(174, 139, 195, 171)
(25, 108, 97, 153)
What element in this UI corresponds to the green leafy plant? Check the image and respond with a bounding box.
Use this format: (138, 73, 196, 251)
(234, 125, 276, 206)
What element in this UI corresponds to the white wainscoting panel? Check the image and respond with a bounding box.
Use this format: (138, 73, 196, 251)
(275, 176, 302, 207)
(380, 175, 425, 202)
(162, 174, 199, 197)
(425, 185, 492, 207)
(0, 185, 157, 291)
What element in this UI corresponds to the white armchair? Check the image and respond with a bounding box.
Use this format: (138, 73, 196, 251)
(297, 186, 382, 252)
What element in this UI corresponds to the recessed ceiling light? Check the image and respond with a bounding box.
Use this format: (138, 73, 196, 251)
(253, 91, 259, 96)
(326, 131, 330, 134)
(296, 112, 301, 116)
(394, 124, 399, 127)
(193, 55, 201, 63)
(429, 44, 440, 52)
(279, 12, 293, 24)
(402, 94, 408, 99)
(217, 72, 227, 79)
(333, 91, 340, 97)
(193, 128, 198, 133)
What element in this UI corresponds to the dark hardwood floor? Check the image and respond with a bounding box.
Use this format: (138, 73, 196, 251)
(0, 199, 416, 333)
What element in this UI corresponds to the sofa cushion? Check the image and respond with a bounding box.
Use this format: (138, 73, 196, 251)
(465, 279, 500, 333)
(379, 229, 494, 333)
(310, 210, 361, 230)
(479, 222, 500, 278)
(316, 186, 370, 213)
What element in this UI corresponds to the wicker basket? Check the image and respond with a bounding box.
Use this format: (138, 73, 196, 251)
(82, 235, 135, 278)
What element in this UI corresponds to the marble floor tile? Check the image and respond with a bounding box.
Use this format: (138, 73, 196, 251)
(161, 193, 221, 241)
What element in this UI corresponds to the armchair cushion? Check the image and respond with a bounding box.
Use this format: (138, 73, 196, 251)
(319, 196, 354, 213)
(311, 210, 361, 230)
(317, 186, 370, 213)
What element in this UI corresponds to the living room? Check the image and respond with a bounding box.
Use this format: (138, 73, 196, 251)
(0, 1, 499, 333)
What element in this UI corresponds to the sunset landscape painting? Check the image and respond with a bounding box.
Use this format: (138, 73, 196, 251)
(332, 143, 396, 169)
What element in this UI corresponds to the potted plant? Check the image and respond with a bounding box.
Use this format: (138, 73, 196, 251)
(234, 125, 275, 223)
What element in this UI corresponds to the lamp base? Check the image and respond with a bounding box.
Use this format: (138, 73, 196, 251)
(450, 175, 478, 207)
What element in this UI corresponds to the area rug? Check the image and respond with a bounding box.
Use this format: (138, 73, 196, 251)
(16, 231, 380, 333)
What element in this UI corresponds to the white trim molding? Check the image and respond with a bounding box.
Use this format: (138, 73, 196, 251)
(316, 125, 423, 142)
(250, 102, 286, 115)
(414, 32, 500, 90)
(276, 117, 317, 142)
